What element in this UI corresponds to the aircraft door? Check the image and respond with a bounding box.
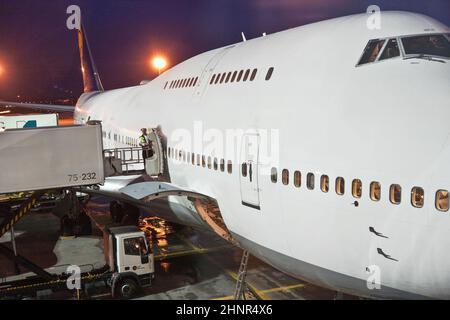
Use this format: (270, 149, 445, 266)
(239, 134, 261, 210)
(145, 128, 164, 177)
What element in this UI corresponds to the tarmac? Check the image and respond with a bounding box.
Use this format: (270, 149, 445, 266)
(0, 196, 356, 300)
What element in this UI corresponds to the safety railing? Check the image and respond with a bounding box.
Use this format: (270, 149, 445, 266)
(103, 147, 145, 175)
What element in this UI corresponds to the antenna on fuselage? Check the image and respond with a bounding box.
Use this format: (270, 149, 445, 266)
(241, 32, 247, 42)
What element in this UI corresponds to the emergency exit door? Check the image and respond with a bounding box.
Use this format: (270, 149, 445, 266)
(240, 134, 260, 210)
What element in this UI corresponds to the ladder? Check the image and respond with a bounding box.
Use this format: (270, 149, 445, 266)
(0, 191, 44, 238)
(233, 250, 250, 300)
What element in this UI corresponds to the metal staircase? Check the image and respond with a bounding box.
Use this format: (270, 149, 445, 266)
(233, 250, 250, 300)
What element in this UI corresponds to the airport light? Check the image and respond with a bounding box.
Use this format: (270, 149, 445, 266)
(0, 64, 4, 76)
(151, 56, 168, 75)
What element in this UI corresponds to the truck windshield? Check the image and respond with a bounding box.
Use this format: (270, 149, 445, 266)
(401, 34, 450, 58)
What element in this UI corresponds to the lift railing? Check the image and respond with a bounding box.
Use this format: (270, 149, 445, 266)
(103, 147, 145, 175)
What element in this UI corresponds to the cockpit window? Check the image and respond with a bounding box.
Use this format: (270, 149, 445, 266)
(358, 39, 386, 65)
(379, 38, 400, 61)
(401, 34, 450, 58)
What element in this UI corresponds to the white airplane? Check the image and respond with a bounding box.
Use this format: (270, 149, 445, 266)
(2, 11, 450, 299)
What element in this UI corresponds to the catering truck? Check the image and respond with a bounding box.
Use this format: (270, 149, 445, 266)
(0, 226, 155, 299)
(0, 124, 105, 194)
(0, 113, 58, 129)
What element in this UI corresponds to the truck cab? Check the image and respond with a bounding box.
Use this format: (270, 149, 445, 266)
(106, 226, 154, 299)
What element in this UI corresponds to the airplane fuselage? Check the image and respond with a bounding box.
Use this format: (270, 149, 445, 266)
(75, 12, 450, 299)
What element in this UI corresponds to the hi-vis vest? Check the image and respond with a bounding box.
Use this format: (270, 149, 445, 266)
(139, 135, 147, 145)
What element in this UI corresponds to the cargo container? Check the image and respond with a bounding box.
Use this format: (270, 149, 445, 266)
(0, 124, 105, 194)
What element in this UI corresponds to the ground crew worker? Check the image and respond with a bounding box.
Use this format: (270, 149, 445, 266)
(139, 128, 154, 160)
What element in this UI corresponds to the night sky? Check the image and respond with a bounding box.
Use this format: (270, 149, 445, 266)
(0, 0, 449, 101)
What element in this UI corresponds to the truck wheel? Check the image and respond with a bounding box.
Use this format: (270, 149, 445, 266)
(117, 278, 139, 299)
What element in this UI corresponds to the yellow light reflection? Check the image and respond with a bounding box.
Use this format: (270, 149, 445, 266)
(151, 56, 168, 75)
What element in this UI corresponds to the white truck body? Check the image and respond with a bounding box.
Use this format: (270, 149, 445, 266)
(0, 124, 105, 194)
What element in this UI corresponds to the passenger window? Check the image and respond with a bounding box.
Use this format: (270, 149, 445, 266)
(210, 75, 216, 85)
(370, 182, 381, 201)
(207, 156, 212, 169)
(220, 73, 226, 84)
(243, 69, 251, 81)
(231, 71, 238, 82)
(265, 67, 274, 81)
(220, 159, 225, 172)
(411, 187, 424, 208)
(164, 82, 168, 89)
(358, 39, 386, 65)
(294, 171, 301, 188)
(225, 72, 232, 83)
(336, 177, 345, 195)
(214, 158, 218, 170)
(271, 167, 277, 183)
(250, 69, 257, 81)
(390, 184, 402, 204)
(227, 160, 233, 174)
(352, 179, 362, 198)
(436, 190, 449, 212)
(242, 163, 248, 177)
(193, 77, 198, 86)
(237, 70, 244, 82)
(214, 74, 221, 84)
(282, 169, 289, 186)
(379, 38, 400, 61)
(192, 153, 195, 165)
(307, 173, 315, 190)
(321, 175, 329, 193)
(202, 155, 206, 167)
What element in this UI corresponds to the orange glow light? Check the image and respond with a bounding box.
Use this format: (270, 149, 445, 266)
(0, 64, 4, 76)
(151, 56, 168, 74)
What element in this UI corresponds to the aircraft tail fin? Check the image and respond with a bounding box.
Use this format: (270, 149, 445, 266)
(77, 24, 104, 93)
